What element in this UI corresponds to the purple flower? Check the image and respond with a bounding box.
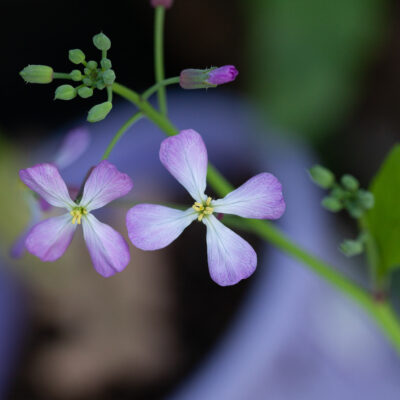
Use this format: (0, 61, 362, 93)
(19, 161, 133, 277)
(11, 128, 90, 258)
(126, 130, 285, 286)
(150, 0, 173, 8)
(207, 65, 239, 85)
(180, 66, 239, 90)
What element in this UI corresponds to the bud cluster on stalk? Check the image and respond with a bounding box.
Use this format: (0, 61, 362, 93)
(19, 32, 115, 123)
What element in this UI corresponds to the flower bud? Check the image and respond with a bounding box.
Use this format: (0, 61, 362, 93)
(340, 239, 363, 257)
(96, 80, 106, 90)
(102, 69, 116, 85)
(69, 49, 86, 64)
(87, 60, 98, 70)
(70, 69, 82, 81)
(78, 86, 93, 98)
(150, 0, 174, 8)
(87, 101, 112, 122)
(83, 77, 92, 86)
(309, 165, 335, 189)
(357, 190, 374, 209)
(341, 174, 359, 191)
(101, 58, 112, 70)
(54, 85, 77, 100)
(20, 65, 53, 84)
(321, 196, 342, 212)
(180, 65, 238, 90)
(93, 33, 111, 51)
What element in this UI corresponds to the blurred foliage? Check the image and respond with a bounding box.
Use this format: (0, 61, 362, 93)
(366, 145, 400, 283)
(247, 0, 388, 140)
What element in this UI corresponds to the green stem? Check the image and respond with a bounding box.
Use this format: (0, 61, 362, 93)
(53, 72, 72, 80)
(111, 81, 400, 354)
(101, 112, 143, 160)
(142, 77, 180, 100)
(154, 6, 168, 115)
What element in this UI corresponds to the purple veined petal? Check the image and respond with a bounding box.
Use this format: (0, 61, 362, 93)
(25, 213, 77, 262)
(126, 204, 197, 251)
(159, 129, 208, 202)
(38, 196, 52, 212)
(203, 215, 257, 286)
(53, 128, 90, 170)
(82, 213, 130, 277)
(80, 160, 133, 211)
(19, 163, 75, 209)
(212, 173, 286, 220)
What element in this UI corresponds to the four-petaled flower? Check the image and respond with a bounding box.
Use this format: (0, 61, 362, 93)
(126, 129, 285, 286)
(19, 160, 133, 277)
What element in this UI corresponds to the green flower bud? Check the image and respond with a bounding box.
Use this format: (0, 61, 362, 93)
(93, 33, 111, 51)
(346, 202, 364, 219)
(78, 86, 93, 98)
(341, 174, 359, 191)
(357, 190, 375, 210)
(102, 69, 116, 85)
(309, 165, 335, 189)
(321, 196, 343, 212)
(70, 69, 82, 81)
(84, 67, 91, 76)
(101, 58, 112, 70)
(331, 186, 346, 201)
(69, 49, 86, 64)
(83, 77, 92, 86)
(54, 84, 77, 100)
(20, 65, 53, 84)
(87, 101, 112, 122)
(340, 239, 363, 257)
(87, 60, 98, 70)
(96, 80, 106, 90)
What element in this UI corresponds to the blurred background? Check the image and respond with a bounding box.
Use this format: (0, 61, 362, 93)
(2, 0, 400, 398)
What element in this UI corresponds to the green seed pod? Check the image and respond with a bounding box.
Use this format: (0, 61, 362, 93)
(340, 239, 363, 257)
(321, 196, 343, 212)
(357, 190, 375, 210)
(87, 60, 98, 70)
(70, 69, 82, 81)
(101, 58, 112, 70)
(102, 69, 116, 85)
(69, 49, 86, 64)
(54, 84, 77, 100)
(309, 165, 335, 189)
(87, 101, 112, 122)
(20, 65, 53, 84)
(93, 33, 111, 51)
(341, 174, 359, 192)
(78, 86, 93, 98)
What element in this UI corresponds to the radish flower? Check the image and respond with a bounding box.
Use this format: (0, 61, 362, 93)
(19, 160, 133, 277)
(126, 129, 285, 286)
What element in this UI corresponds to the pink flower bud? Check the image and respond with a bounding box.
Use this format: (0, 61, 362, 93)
(179, 66, 239, 90)
(207, 65, 239, 85)
(150, 0, 174, 8)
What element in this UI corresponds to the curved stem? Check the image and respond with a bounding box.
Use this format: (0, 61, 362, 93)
(142, 76, 180, 100)
(53, 72, 72, 80)
(111, 81, 400, 353)
(101, 112, 143, 160)
(154, 6, 167, 115)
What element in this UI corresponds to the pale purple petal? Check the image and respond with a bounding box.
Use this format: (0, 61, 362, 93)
(25, 214, 77, 261)
(207, 65, 239, 85)
(80, 160, 133, 211)
(38, 196, 52, 212)
(212, 173, 286, 219)
(126, 204, 197, 250)
(54, 128, 90, 169)
(82, 214, 130, 277)
(19, 163, 74, 209)
(159, 129, 208, 202)
(11, 228, 31, 258)
(203, 215, 257, 286)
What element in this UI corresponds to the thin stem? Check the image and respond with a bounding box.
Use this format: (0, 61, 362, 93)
(53, 72, 72, 80)
(101, 112, 143, 160)
(154, 6, 168, 115)
(142, 77, 180, 100)
(111, 81, 400, 353)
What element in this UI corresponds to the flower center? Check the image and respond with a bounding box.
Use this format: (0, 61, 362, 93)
(192, 196, 214, 222)
(70, 206, 88, 225)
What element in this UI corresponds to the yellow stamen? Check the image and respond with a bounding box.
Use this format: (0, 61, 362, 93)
(70, 207, 88, 225)
(193, 196, 214, 222)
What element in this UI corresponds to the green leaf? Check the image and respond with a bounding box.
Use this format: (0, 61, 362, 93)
(366, 145, 400, 274)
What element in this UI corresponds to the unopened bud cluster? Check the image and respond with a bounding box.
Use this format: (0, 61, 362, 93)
(309, 165, 374, 219)
(19, 33, 115, 123)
